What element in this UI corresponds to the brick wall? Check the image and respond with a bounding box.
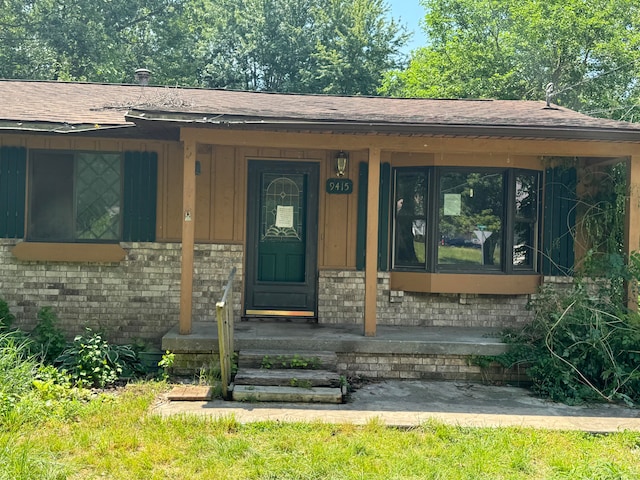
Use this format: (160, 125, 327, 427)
(0, 240, 242, 345)
(1, 240, 535, 346)
(318, 270, 533, 329)
(317, 270, 365, 324)
(338, 352, 528, 384)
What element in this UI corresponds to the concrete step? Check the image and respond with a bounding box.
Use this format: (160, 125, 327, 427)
(238, 350, 338, 370)
(232, 385, 344, 404)
(234, 368, 341, 388)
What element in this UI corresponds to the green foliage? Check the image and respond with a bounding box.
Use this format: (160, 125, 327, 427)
(382, 0, 640, 121)
(0, 332, 39, 418)
(289, 377, 313, 388)
(0, 300, 15, 331)
(261, 354, 321, 369)
(56, 329, 138, 388)
(289, 354, 321, 369)
(198, 359, 221, 386)
(577, 162, 629, 303)
(0, 0, 408, 95)
(501, 278, 640, 405)
(30, 307, 66, 364)
(4, 391, 640, 479)
(201, 0, 408, 94)
(158, 350, 175, 381)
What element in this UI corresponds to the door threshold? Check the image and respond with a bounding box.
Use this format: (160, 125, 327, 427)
(242, 311, 318, 324)
(245, 309, 315, 317)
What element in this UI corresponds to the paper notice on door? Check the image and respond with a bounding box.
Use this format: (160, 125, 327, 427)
(443, 194, 461, 216)
(275, 205, 294, 228)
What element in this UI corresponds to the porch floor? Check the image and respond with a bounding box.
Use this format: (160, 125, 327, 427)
(162, 321, 509, 357)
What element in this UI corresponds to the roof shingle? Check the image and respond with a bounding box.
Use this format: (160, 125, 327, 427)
(1, 79, 639, 136)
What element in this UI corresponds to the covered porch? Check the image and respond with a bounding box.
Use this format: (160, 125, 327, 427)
(162, 321, 525, 383)
(167, 128, 640, 342)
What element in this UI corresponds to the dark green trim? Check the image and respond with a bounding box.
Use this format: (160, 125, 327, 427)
(542, 166, 576, 275)
(378, 162, 391, 271)
(0, 146, 26, 238)
(356, 162, 368, 271)
(123, 151, 157, 242)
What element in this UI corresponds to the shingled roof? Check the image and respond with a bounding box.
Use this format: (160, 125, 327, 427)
(1, 79, 640, 141)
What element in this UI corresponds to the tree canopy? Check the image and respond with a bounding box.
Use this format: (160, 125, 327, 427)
(380, 0, 640, 120)
(0, 0, 408, 95)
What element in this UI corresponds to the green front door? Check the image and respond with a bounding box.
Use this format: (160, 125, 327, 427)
(245, 160, 319, 317)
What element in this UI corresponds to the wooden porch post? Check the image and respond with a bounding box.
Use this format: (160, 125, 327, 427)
(364, 147, 381, 336)
(625, 154, 640, 311)
(179, 132, 197, 334)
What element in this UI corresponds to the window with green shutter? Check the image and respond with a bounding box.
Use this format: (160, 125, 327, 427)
(356, 161, 392, 271)
(0, 146, 26, 239)
(123, 151, 157, 242)
(542, 166, 576, 275)
(26, 150, 156, 243)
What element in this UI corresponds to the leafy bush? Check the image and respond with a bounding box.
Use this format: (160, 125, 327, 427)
(30, 307, 67, 364)
(501, 277, 640, 405)
(56, 329, 138, 388)
(0, 300, 15, 331)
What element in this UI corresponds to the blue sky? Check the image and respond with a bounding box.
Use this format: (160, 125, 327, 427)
(385, 0, 427, 55)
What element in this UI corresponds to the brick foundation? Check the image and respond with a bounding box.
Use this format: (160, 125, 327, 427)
(2, 241, 535, 346)
(171, 350, 527, 384)
(318, 270, 534, 329)
(338, 352, 528, 384)
(0, 240, 242, 345)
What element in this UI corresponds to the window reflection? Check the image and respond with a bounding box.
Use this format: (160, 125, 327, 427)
(394, 171, 427, 267)
(438, 171, 503, 267)
(513, 173, 539, 268)
(391, 167, 539, 273)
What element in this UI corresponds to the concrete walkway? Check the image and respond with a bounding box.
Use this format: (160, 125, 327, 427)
(152, 380, 640, 432)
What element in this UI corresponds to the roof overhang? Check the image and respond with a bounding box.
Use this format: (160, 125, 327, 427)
(0, 119, 180, 141)
(125, 110, 640, 143)
(0, 120, 134, 134)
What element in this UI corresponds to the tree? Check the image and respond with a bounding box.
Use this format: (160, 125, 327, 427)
(0, 0, 408, 95)
(380, 0, 640, 120)
(201, 0, 408, 94)
(0, 0, 53, 79)
(0, 0, 203, 84)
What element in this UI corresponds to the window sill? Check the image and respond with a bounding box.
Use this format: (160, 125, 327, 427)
(390, 272, 541, 295)
(12, 242, 127, 263)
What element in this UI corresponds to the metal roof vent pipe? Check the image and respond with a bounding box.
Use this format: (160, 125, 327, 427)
(135, 68, 152, 86)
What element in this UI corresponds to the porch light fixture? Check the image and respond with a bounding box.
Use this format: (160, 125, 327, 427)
(335, 151, 349, 177)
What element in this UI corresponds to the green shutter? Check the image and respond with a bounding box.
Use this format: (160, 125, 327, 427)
(378, 162, 391, 271)
(542, 166, 576, 275)
(123, 151, 158, 242)
(355, 161, 391, 271)
(356, 162, 368, 271)
(0, 146, 26, 239)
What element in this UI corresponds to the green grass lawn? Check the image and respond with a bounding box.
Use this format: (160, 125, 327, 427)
(414, 242, 501, 266)
(2, 382, 639, 480)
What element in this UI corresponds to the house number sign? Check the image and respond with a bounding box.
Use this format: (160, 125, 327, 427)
(326, 178, 353, 194)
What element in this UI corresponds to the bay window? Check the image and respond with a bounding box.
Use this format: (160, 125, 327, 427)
(392, 167, 540, 273)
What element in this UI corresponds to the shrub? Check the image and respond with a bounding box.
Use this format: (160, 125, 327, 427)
(501, 277, 640, 406)
(31, 307, 67, 364)
(56, 329, 138, 388)
(0, 301, 15, 331)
